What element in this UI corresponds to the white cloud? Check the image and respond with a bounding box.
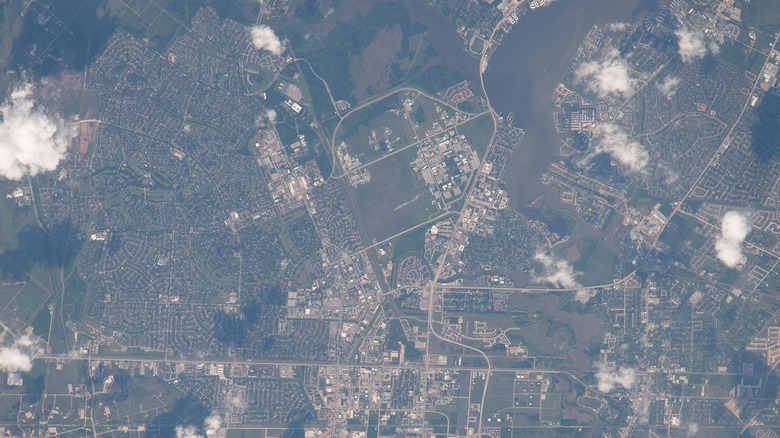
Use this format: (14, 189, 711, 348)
(533, 252, 578, 288)
(175, 413, 223, 438)
(656, 75, 681, 99)
(204, 414, 222, 435)
(708, 41, 721, 55)
(0, 83, 73, 180)
(590, 123, 649, 174)
(634, 397, 650, 423)
(686, 423, 700, 436)
(574, 47, 635, 99)
(715, 210, 751, 268)
(255, 108, 278, 127)
(574, 289, 594, 304)
(675, 25, 716, 63)
(595, 363, 637, 392)
(250, 25, 283, 56)
(265, 109, 277, 124)
(175, 426, 203, 438)
(230, 395, 247, 410)
(533, 252, 594, 303)
(0, 334, 44, 373)
(657, 162, 679, 185)
(606, 22, 629, 32)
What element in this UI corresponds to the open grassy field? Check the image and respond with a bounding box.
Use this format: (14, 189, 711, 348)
(390, 225, 427, 262)
(573, 235, 622, 286)
(301, 2, 427, 101)
(337, 97, 418, 164)
(413, 93, 457, 132)
(717, 39, 767, 76)
(740, 0, 780, 26)
(526, 196, 578, 238)
(657, 213, 701, 251)
(482, 371, 517, 414)
(62, 270, 88, 324)
(0, 195, 58, 332)
(7, 281, 50, 323)
(456, 112, 494, 158)
(353, 146, 440, 242)
(515, 316, 576, 357)
(0, 197, 54, 286)
(227, 429, 266, 438)
(0, 283, 24, 308)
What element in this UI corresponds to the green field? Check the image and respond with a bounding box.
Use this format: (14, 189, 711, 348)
(482, 371, 516, 414)
(353, 146, 440, 242)
(539, 393, 563, 422)
(410, 65, 468, 95)
(656, 214, 701, 251)
(0, 197, 54, 285)
(7, 282, 50, 323)
(335, 90, 487, 174)
(289, 260, 316, 289)
(413, 93, 457, 133)
(575, 240, 621, 285)
(391, 226, 428, 262)
(0, 195, 58, 330)
(716, 39, 768, 75)
(336, 95, 418, 164)
(92, 374, 182, 429)
(0, 283, 24, 308)
(227, 429, 266, 438)
(295, 60, 338, 120)
(456, 112, 494, 158)
(30, 298, 52, 339)
(516, 317, 576, 357)
(302, 2, 427, 101)
(526, 196, 578, 238)
(740, 0, 780, 25)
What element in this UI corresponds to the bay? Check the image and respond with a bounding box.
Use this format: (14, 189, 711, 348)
(484, 0, 664, 209)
